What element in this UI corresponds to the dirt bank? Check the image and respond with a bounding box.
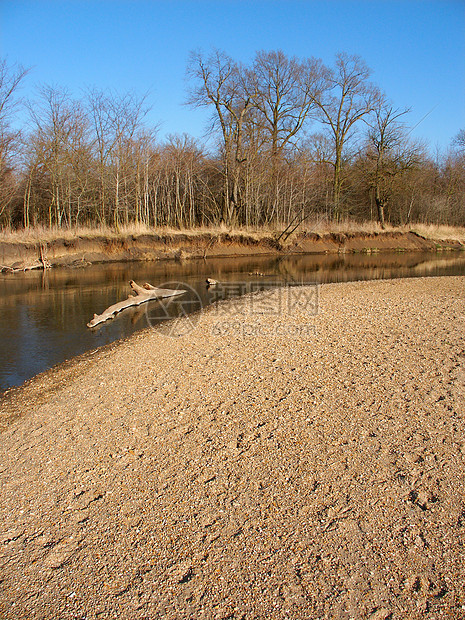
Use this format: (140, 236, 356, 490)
(1, 230, 463, 271)
(0, 276, 464, 619)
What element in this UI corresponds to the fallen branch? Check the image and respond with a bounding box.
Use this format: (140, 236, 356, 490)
(276, 213, 314, 244)
(203, 237, 217, 260)
(87, 280, 186, 328)
(1, 245, 51, 273)
(0, 261, 44, 273)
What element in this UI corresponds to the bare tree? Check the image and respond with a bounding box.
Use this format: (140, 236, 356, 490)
(187, 49, 252, 224)
(247, 50, 325, 162)
(241, 51, 327, 224)
(453, 129, 465, 153)
(0, 59, 29, 222)
(365, 101, 425, 227)
(1, 49, 464, 233)
(131, 129, 157, 226)
(311, 53, 381, 219)
(157, 133, 204, 227)
(87, 88, 150, 226)
(0, 59, 29, 126)
(27, 85, 88, 227)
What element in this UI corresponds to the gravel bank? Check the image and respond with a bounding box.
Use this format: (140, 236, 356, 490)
(1, 277, 464, 620)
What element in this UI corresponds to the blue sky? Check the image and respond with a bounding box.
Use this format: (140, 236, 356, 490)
(1, 0, 464, 152)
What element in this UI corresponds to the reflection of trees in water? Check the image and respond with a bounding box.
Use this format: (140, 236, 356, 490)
(1, 252, 465, 302)
(268, 252, 465, 283)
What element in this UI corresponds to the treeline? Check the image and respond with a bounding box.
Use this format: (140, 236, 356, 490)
(0, 52, 464, 231)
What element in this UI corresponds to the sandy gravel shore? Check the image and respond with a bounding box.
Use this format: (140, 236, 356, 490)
(1, 276, 464, 620)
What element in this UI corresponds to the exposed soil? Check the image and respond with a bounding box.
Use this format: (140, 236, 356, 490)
(0, 230, 463, 271)
(0, 277, 464, 619)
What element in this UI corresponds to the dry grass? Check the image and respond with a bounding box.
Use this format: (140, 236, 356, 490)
(0, 223, 152, 244)
(407, 223, 465, 244)
(0, 222, 262, 244)
(1, 221, 464, 245)
(0, 222, 278, 245)
(299, 219, 394, 234)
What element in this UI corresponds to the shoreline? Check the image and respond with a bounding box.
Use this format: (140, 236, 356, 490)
(0, 276, 464, 618)
(2, 255, 464, 398)
(1, 229, 464, 272)
(0, 271, 461, 408)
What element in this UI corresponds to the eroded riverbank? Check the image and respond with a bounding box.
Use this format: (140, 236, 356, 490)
(1, 276, 464, 619)
(1, 229, 464, 271)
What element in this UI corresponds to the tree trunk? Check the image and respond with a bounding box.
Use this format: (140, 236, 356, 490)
(332, 149, 342, 221)
(376, 196, 386, 229)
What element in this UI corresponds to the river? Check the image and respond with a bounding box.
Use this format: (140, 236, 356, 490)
(1, 251, 464, 392)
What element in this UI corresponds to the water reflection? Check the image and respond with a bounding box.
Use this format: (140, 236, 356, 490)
(1, 251, 464, 392)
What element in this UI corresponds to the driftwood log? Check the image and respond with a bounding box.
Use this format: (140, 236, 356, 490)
(87, 280, 186, 328)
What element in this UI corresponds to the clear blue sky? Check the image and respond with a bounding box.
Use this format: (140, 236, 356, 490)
(1, 0, 464, 152)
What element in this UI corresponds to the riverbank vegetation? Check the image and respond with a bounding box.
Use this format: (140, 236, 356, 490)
(1, 221, 465, 248)
(1, 52, 464, 234)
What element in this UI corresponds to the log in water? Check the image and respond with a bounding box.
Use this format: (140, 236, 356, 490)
(87, 280, 186, 328)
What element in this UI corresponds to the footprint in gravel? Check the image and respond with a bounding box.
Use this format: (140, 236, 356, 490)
(66, 488, 104, 511)
(43, 535, 82, 569)
(104, 576, 133, 596)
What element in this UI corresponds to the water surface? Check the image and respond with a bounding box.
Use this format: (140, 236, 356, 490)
(1, 251, 464, 392)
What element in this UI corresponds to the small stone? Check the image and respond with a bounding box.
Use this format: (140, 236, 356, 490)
(368, 608, 392, 620)
(404, 452, 422, 464)
(417, 490, 437, 509)
(409, 489, 436, 510)
(104, 577, 132, 596)
(405, 575, 421, 592)
(414, 535, 425, 548)
(170, 561, 193, 584)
